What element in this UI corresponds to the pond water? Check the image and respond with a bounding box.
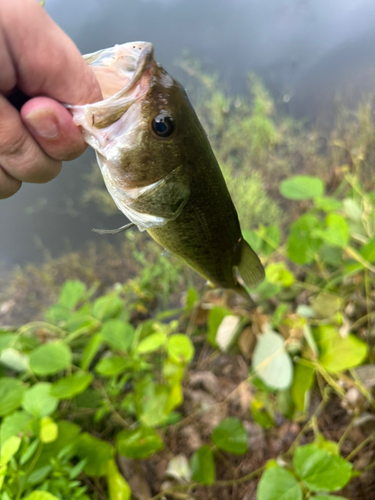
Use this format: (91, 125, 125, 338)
(1, 0, 375, 266)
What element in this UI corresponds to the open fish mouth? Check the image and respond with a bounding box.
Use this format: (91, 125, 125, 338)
(84, 42, 155, 101)
(67, 42, 155, 135)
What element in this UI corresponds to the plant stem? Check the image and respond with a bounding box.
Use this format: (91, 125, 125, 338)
(344, 246, 375, 273)
(346, 431, 375, 461)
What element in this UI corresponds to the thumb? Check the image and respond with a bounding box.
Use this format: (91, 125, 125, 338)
(1, 0, 102, 105)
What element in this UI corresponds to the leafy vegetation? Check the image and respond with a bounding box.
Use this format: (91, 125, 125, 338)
(1, 63, 375, 499)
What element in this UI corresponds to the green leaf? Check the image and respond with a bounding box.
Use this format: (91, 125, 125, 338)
(252, 327, 293, 390)
(20, 438, 40, 465)
(314, 197, 343, 212)
(280, 176, 324, 200)
(135, 381, 170, 427)
(320, 214, 349, 248)
(163, 359, 185, 385)
(186, 287, 199, 309)
(22, 382, 59, 417)
(314, 325, 368, 373)
(0, 411, 33, 443)
(253, 225, 281, 256)
(23, 492, 59, 500)
(208, 306, 232, 347)
(117, 426, 164, 459)
(266, 262, 294, 287)
(0, 348, 29, 372)
(95, 355, 128, 376)
(80, 333, 102, 370)
(106, 459, 131, 500)
(254, 279, 281, 299)
(360, 236, 375, 262)
(0, 378, 26, 416)
(29, 342, 72, 376)
(0, 333, 17, 352)
(101, 319, 135, 353)
(64, 314, 100, 334)
(310, 293, 342, 319)
(318, 244, 343, 266)
(27, 421, 80, 485)
(59, 280, 87, 309)
(0, 436, 21, 465)
(44, 303, 71, 323)
(314, 434, 339, 456)
(303, 324, 319, 357)
(69, 458, 87, 479)
(136, 332, 167, 354)
(343, 198, 362, 221)
(191, 445, 215, 485)
(75, 432, 114, 476)
(51, 371, 93, 399)
(293, 444, 352, 491)
(257, 466, 303, 500)
(250, 392, 275, 429)
(92, 294, 124, 321)
(167, 334, 194, 364)
(39, 416, 58, 443)
(212, 417, 247, 455)
(291, 364, 315, 412)
(287, 214, 322, 264)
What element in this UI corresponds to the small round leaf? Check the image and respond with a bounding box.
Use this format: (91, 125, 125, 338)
(257, 466, 303, 500)
(0, 378, 26, 416)
(280, 176, 324, 200)
(39, 416, 58, 444)
(212, 417, 247, 455)
(167, 334, 194, 364)
(252, 327, 293, 390)
(22, 383, 58, 417)
(117, 426, 164, 459)
(191, 445, 215, 485)
(51, 371, 93, 399)
(29, 342, 72, 376)
(293, 444, 352, 492)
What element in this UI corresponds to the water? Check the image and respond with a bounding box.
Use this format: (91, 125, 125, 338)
(2, 0, 375, 266)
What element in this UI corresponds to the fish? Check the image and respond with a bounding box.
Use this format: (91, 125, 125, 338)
(67, 42, 264, 301)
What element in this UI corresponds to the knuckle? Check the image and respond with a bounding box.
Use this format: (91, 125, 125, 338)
(0, 128, 29, 158)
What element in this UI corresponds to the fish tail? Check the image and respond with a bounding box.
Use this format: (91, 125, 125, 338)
(237, 238, 265, 289)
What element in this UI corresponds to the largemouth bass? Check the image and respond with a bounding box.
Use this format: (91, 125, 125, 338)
(68, 42, 264, 300)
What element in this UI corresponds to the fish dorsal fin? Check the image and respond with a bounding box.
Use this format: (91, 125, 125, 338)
(237, 239, 265, 288)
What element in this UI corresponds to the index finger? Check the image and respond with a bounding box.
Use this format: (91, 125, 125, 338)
(0, 0, 102, 105)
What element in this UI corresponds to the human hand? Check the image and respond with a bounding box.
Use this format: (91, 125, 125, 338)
(0, 0, 102, 199)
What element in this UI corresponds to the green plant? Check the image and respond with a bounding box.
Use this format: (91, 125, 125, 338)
(0, 279, 195, 499)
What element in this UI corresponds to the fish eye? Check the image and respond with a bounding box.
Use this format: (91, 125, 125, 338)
(151, 114, 174, 138)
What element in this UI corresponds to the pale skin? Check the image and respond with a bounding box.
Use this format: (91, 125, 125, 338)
(0, 0, 102, 199)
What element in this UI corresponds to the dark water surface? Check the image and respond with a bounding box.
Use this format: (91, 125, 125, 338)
(2, 0, 375, 266)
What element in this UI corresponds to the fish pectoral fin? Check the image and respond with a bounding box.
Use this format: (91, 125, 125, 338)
(127, 181, 190, 220)
(237, 239, 265, 288)
(92, 222, 135, 235)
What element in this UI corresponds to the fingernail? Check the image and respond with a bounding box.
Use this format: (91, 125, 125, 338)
(23, 109, 59, 139)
